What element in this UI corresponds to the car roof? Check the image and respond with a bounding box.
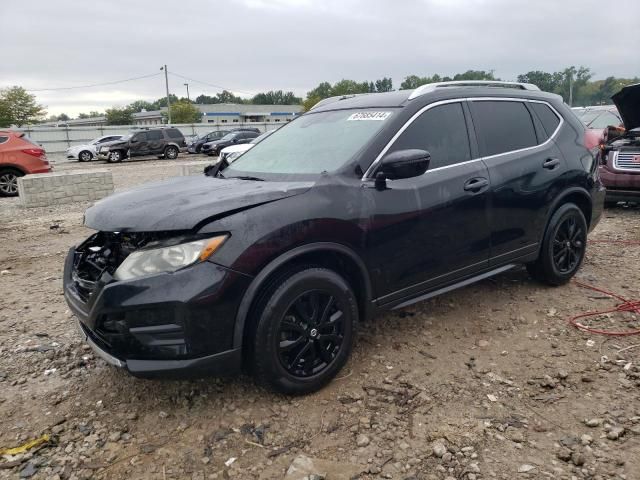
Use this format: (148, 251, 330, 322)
(311, 82, 560, 113)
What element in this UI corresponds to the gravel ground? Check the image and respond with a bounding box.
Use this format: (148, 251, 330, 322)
(1, 157, 640, 479)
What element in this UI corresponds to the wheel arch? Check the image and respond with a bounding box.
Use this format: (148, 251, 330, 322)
(0, 164, 26, 175)
(548, 187, 593, 228)
(232, 242, 373, 351)
(535, 187, 593, 255)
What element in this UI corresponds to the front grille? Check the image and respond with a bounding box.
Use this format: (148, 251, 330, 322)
(614, 151, 640, 172)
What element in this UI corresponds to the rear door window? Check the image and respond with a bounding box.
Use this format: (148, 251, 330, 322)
(147, 130, 163, 140)
(388, 102, 471, 169)
(530, 103, 561, 138)
(470, 101, 538, 157)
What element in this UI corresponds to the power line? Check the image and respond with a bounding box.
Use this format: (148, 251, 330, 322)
(25, 72, 162, 92)
(168, 72, 255, 96)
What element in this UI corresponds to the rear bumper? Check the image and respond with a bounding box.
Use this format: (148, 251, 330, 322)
(63, 246, 251, 378)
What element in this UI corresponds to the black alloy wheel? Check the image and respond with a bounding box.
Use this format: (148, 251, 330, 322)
(251, 267, 357, 394)
(277, 290, 345, 378)
(526, 203, 587, 286)
(552, 216, 585, 274)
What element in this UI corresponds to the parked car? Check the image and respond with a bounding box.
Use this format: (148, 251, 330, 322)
(572, 105, 623, 150)
(218, 129, 277, 164)
(202, 130, 260, 156)
(598, 83, 640, 206)
(66, 135, 125, 162)
(98, 127, 185, 163)
(0, 131, 52, 197)
(187, 128, 260, 154)
(64, 81, 604, 394)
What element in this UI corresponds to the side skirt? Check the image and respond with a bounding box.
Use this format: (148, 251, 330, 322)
(385, 264, 517, 311)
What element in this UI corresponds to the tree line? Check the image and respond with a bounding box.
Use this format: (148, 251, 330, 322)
(0, 66, 638, 127)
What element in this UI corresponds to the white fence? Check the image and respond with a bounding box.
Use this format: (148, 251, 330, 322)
(12, 123, 281, 153)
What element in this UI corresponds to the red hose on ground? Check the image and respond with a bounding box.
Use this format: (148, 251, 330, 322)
(568, 238, 640, 336)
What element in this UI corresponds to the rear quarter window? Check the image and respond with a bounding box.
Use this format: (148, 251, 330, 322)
(471, 101, 538, 157)
(0, 136, 9, 144)
(166, 128, 184, 139)
(530, 103, 561, 138)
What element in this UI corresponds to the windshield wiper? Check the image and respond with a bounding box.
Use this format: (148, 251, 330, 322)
(227, 176, 264, 181)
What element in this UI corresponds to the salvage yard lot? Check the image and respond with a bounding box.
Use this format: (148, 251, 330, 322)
(1, 158, 640, 479)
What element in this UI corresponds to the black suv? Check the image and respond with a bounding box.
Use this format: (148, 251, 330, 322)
(64, 81, 605, 394)
(202, 130, 260, 156)
(187, 128, 260, 154)
(100, 127, 186, 163)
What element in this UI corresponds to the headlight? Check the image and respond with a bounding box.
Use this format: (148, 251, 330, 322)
(113, 235, 228, 281)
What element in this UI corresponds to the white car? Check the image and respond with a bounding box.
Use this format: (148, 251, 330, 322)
(218, 129, 278, 164)
(66, 135, 124, 162)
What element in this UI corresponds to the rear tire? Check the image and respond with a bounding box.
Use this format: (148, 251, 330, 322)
(527, 203, 587, 286)
(78, 150, 93, 162)
(107, 150, 124, 163)
(250, 267, 357, 395)
(0, 168, 23, 197)
(164, 146, 179, 160)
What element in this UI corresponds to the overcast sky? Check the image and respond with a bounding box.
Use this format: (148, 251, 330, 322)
(2, 0, 638, 116)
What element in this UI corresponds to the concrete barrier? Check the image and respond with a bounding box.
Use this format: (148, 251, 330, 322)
(18, 170, 114, 208)
(177, 161, 213, 176)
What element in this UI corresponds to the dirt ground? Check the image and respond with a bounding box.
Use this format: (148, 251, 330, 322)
(1, 156, 640, 480)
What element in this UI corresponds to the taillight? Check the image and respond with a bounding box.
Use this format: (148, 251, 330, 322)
(22, 148, 45, 157)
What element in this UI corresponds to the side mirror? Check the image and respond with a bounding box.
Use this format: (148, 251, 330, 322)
(375, 149, 431, 189)
(130, 138, 138, 143)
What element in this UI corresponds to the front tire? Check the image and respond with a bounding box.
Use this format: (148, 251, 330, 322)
(107, 150, 123, 163)
(527, 203, 587, 286)
(251, 267, 357, 395)
(164, 146, 179, 160)
(78, 150, 93, 162)
(0, 168, 23, 197)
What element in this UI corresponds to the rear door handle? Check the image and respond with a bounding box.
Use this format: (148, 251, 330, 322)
(463, 177, 489, 192)
(543, 158, 560, 169)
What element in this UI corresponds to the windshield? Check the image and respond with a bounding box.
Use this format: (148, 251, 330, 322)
(220, 133, 236, 141)
(250, 130, 275, 144)
(225, 109, 394, 175)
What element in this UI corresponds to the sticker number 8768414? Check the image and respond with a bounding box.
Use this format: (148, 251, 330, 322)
(347, 111, 392, 121)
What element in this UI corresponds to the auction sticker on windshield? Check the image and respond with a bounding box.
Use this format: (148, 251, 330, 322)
(347, 111, 392, 121)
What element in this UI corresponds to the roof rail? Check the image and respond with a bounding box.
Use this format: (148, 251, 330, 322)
(408, 80, 540, 100)
(309, 93, 370, 111)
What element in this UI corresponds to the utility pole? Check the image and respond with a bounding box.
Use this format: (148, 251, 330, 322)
(184, 83, 190, 102)
(568, 73, 573, 107)
(160, 65, 171, 124)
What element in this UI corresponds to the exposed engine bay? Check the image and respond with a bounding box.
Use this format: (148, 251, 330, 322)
(71, 231, 186, 299)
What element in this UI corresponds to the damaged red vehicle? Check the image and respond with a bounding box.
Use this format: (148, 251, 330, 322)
(599, 83, 640, 206)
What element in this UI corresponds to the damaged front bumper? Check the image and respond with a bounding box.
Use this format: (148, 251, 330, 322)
(63, 245, 251, 378)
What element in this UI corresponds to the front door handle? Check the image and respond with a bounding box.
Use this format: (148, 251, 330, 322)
(463, 177, 489, 192)
(543, 158, 560, 169)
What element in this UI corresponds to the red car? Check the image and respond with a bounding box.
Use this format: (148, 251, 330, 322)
(572, 105, 623, 150)
(598, 83, 640, 206)
(0, 131, 51, 197)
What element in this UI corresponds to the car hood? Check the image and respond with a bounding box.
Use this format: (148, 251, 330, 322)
(612, 83, 640, 131)
(84, 175, 313, 232)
